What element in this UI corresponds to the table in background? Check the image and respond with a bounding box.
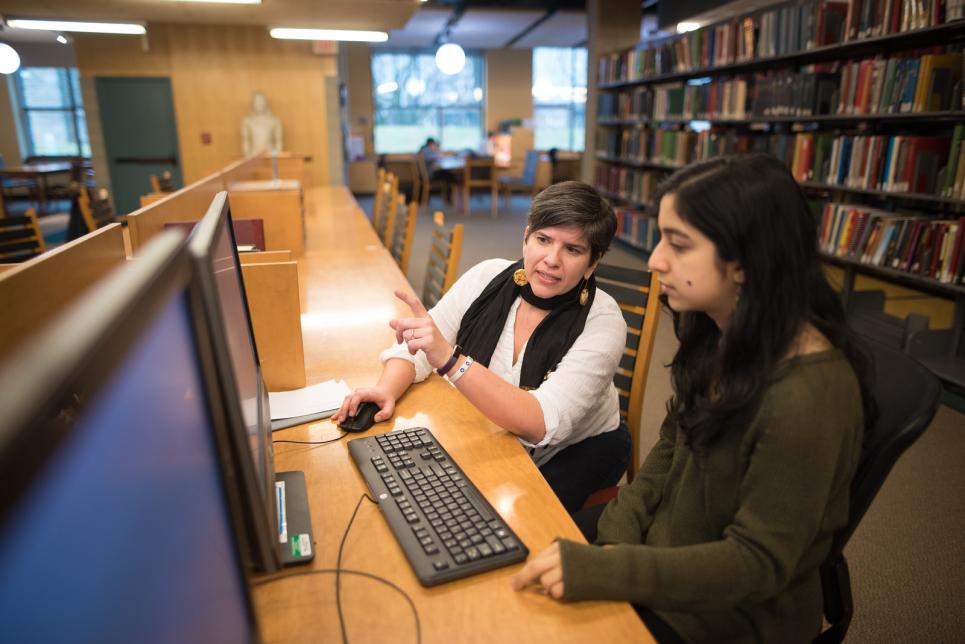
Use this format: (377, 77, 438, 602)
(0, 162, 73, 214)
(251, 186, 652, 643)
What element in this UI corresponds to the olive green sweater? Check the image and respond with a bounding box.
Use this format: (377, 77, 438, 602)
(559, 350, 863, 644)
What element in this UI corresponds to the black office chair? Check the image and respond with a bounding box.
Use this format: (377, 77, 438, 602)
(815, 341, 942, 643)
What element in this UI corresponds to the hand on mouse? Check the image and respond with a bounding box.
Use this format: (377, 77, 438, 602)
(335, 387, 394, 424)
(390, 290, 452, 370)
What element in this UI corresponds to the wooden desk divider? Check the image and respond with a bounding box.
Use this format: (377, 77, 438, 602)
(238, 254, 306, 391)
(227, 187, 304, 256)
(138, 192, 167, 208)
(221, 153, 307, 186)
(126, 171, 224, 253)
(237, 249, 291, 264)
(0, 223, 126, 360)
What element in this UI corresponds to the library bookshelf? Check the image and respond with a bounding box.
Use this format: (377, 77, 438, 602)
(593, 0, 965, 387)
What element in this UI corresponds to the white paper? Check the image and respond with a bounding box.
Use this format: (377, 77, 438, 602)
(268, 379, 351, 420)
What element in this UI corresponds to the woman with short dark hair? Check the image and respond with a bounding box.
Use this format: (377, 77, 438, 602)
(337, 181, 631, 512)
(512, 155, 874, 644)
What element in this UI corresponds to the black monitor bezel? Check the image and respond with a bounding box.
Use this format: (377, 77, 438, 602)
(187, 191, 278, 573)
(0, 230, 259, 639)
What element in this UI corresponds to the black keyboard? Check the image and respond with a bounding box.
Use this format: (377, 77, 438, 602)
(348, 427, 529, 586)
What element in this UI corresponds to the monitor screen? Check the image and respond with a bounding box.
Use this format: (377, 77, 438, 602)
(0, 288, 254, 642)
(191, 194, 279, 571)
(210, 210, 272, 490)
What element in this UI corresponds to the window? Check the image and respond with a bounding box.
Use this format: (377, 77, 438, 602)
(532, 47, 587, 152)
(14, 67, 90, 158)
(371, 52, 485, 153)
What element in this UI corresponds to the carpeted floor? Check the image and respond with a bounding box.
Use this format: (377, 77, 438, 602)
(357, 190, 965, 643)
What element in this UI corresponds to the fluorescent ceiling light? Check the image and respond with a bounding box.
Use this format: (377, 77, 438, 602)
(6, 19, 146, 35)
(676, 22, 700, 33)
(269, 28, 387, 42)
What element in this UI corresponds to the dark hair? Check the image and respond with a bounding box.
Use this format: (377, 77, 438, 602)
(425, 137, 437, 146)
(527, 180, 617, 264)
(656, 154, 875, 447)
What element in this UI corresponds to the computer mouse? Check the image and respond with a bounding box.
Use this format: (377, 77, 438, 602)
(339, 401, 380, 433)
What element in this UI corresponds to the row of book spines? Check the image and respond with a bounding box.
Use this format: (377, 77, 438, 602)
(820, 207, 965, 282)
(597, 1, 959, 84)
(597, 130, 958, 197)
(595, 129, 697, 165)
(614, 207, 659, 251)
(598, 51, 962, 119)
(595, 166, 660, 203)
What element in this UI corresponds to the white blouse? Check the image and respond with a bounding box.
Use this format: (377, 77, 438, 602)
(380, 258, 627, 467)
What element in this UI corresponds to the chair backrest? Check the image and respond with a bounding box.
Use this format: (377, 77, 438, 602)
(422, 211, 464, 309)
(521, 150, 541, 184)
(816, 341, 942, 643)
(373, 173, 397, 242)
(77, 186, 116, 233)
(390, 198, 418, 274)
(593, 263, 662, 480)
(381, 193, 401, 248)
(371, 166, 387, 221)
(0, 208, 46, 262)
(464, 157, 496, 185)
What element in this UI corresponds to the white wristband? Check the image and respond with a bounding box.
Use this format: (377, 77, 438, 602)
(446, 356, 474, 384)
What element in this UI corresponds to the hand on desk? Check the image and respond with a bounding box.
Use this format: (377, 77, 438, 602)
(390, 290, 452, 369)
(511, 541, 565, 599)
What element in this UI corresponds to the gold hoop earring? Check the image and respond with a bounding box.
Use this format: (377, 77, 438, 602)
(513, 268, 528, 286)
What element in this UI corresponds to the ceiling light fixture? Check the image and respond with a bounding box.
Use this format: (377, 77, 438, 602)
(0, 43, 21, 74)
(56, 34, 68, 44)
(676, 22, 700, 33)
(435, 42, 465, 75)
(269, 28, 387, 42)
(6, 19, 146, 35)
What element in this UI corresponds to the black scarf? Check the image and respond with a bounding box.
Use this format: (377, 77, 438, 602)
(455, 259, 595, 389)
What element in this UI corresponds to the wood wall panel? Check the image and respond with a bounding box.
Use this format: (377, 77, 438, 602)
(73, 23, 336, 188)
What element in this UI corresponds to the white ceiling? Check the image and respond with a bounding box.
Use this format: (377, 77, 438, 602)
(0, 1, 590, 50)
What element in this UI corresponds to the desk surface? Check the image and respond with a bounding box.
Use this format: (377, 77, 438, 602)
(252, 186, 651, 643)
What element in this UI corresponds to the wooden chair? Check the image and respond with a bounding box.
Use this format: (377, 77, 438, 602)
(381, 193, 401, 248)
(0, 208, 46, 262)
(421, 211, 464, 308)
(374, 173, 398, 244)
(370, 167, 387, 222)
(77, 187, 117, 233)
(416, 154, 453, 208)
(499, 149, 541, 207)
(461, 156, 498, 217)
(149, 170, 176, 194)
(389, 198, 418, 274)
(583, 264, 662, 505)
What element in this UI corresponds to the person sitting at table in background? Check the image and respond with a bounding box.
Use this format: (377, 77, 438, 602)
(336, 181, 629, 513)
(511, 154, 876, 644)
(418, 137, 457, 204)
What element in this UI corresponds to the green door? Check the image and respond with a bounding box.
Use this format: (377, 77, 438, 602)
(95, 77, 182, 214)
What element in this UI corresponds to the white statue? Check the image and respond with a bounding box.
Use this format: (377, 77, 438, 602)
(241, 91, 283, 156)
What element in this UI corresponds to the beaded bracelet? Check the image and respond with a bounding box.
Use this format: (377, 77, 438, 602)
(446, 356, 474, 384)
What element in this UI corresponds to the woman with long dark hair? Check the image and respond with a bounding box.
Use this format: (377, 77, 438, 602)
(512, 154, 874, 644)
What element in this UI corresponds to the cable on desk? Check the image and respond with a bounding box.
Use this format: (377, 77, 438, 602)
(336, 493, 380, 644)
(272, 432, 348, 445)
(251, 567, 420, 644)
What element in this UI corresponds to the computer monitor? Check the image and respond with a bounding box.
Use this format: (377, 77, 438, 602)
(188, 192, 313, 572)
(0, 231, 257, 642)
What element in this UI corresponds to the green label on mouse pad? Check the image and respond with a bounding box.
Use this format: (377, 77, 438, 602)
(290, 533, 312, 558)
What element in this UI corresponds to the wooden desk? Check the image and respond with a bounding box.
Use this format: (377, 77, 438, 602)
(253, 186, 652, 643)
(0, 162, 73, 214)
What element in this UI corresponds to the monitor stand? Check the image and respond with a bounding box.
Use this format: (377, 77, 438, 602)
(274, 470, 315, 566)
